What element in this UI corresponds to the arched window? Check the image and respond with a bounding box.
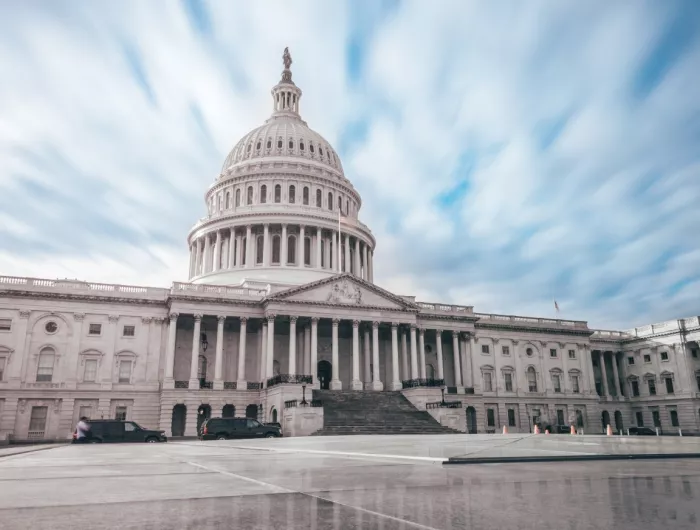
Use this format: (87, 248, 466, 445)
(273, 184, 281, 203)
(241, 237, 247, 265)
(36, 347, 55, 382)
(304, 237, 311, 265)
(309, 142, 315, 154)
(272, 235, 281, 264)
(266, 139, 271, 149)
(302, 186, 309, 205)
(247, 143, 251, 153)
(256, 235, 264, 264)
(260, 185, 267, 204)
(346, 199, 350, 214)
(225, 192, 231, 209)
(288, 139, 294, 150)
(247, 186, 253, 205)
(316, 189, 322, 207)
(319, 146, 324, 156)
(277, 138, 283, 149)
(300, 140, 305, 151)
(337, 196, 342, 212)
(527, 367, 537, 392)
(328, 192, 333, 211)
(235, 189, 241, 207)
(256, 140, 261, 151)
(287, 235, 296, 264)
(289, 185, 296, 204)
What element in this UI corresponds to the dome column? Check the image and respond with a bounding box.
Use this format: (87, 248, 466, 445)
(344, 234, 351, 273)
(362, 243, 368, 280)
(298, 225, 305, 268)
(245, 225, 252, 268)
(281, 224, 288, 266)
(354, 238, 361, 277)
(228, 228, 235, 269)
(316, 227, 322, 268)
(203, 235, 211, 274)
(263, 224, 270, 267)
(213, 230, 222, 271)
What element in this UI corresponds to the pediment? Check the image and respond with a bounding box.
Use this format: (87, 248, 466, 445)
(267, 273, 416, 310)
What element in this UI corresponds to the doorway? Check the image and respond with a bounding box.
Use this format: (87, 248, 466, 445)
(197, 404, 211, 434)
(245, 404, 258, 419)
(466, 406, 477, 434)
(614, 410, 623, 433)
(601, 410, 611, 432)
(317, 360, 332, 390)
(171, 404, 186, 437)
(222, 404, 235, 418)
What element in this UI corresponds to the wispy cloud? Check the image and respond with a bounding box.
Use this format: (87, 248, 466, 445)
(1, 0, 699, 329)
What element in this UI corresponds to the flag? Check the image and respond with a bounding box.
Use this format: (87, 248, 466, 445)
(339, 212, 349, 225)
(554, 300, 560, 312)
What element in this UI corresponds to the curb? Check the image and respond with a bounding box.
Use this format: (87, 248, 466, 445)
(444, 452, 700, 465)
(0, 444, 68, 459)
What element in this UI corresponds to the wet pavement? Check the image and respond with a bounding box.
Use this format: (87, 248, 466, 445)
(0, 435, 699, 529)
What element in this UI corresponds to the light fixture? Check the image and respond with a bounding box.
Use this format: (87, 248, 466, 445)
(200, 322, 209, 352)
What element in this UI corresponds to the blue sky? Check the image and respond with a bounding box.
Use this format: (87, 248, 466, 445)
(1, 0, 699, 330)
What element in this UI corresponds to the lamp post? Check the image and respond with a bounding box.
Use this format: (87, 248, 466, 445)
(301, 384, 307, 405)
(441, 385, 446, 406)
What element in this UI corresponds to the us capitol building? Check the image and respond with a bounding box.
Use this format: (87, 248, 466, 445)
(1, 50, 699, 441)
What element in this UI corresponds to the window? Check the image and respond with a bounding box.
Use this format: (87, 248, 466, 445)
(45, 321, 58, 333)
(328, 192, 333, 210)
(288, 139, 294, 149)
(652, 410, 661, 427)
(125, 421, 137, 432)
(481, 345, 490, 354)
(316, 189, 322, 207)
(198, 355, 207, 380)
(628, 356, 634, 365)
(527, 367, 537, 392)
(665, 378, 674, 394)
(235, 189, 241, 206)
(483, 373, 493, 392)
(260, 185, 267, 203)
(287, 235, 296, 264)
(502, 346, 510, 356)
(88, 323, 102, 336)
(504, 372, 513, 392)
(552, 374, 561, 393)
(123, 325, 135, 337)
(303, 186, 309, 205)
(670, 410, 679, 427)
(337, 196, 342, 212)
(83, 359, 97, 382)
(486, 408, 495, 427)
(247, 186, 253, 205)
(118, 361, 132, 383)
(635, 411, 644, 426)
(319, 146, 324, 156)
(272, 235, 281, 264)
(241, 237, 247, 266)
(267, 139, 271, 149)
(115, 406, 127, 421)
(0, 357, 5, 381)
(526, 348, 533, 357)
(274, 184, 281, 203)
(660, 351, 669, 361)
(289, 185, 296, 204)
(36, 348, 55, 382)
(508, 409, 516, 427)
(568, 349, 576, 359)
(576, 410, 584, 428)
(299, 140, 305, 151)
(28, 406, 48, 438)
(346, 199, 350, 214)
(79, 406, 92, 420)
(572, 375, 580, 393)
(256, 235, 264, 264)
(304, 237, 311, 265)
(692, 349, 698, 358)
(225, 192, 231, 209)
(644, 354, 651, 363)
(277, 138, 283, 149)
(0, 318, 11, 331)
(550, 349, 557, 358)
(648, 379, 656, 395)
(309, 142, 315, 153)
(256, 140, 261, 151)
(557, 410, 565, 426)
(631, 380, 640, 396)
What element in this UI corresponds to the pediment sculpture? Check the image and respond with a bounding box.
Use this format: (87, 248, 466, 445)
(326, 280, 363, 305)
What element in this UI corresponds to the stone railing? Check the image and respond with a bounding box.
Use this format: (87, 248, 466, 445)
(426, 401, 462, 409)
(174, 380, 189, 389)
(401, 378, 445, 389)
(266, 374, 313, 388)
(416, 302, 474, 314)
(247, 382, 263, 390)
(474, 312, 588, 329)
(284, 399, 323, 409)
(0, 275, 169, 299)
(223, 382, 237, 390)
(591, 330, 630, 340)
(171, 282, 268, 298)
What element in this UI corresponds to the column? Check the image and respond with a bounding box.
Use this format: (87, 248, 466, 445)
(435, 330, 445, 381)
(390, 323, 401, 390)
(310, 318, 319, 387)
(409, 325, 418, 379)
(266, 315, 275, 380)
(67, 313, 84, 383)
(281, 224, 288, 266)
(213, 315, 225, 389)
(260, 320, 268, 382)
(599, 351, 609, 396)
(236, 232, 243, 267)
(194, 238, 202, 275)
(354, 238, 361, 277)
(335, 230, 341, 272)
(363, 326, 371, 387)
(370, 321, 383, 390)
(316, 227, 322, 268)
(263, 224, 270, 267)
(298, 225, 305, 268)
(164, 313, 178, 385)
(245, 225, 252, 268)
(463, 334, 472, 388)
(330, 319, 341, 390)
(400, 328, 409, 380)
(228, 228, 236, 269)
(351, 320, 363, 389)
(583, 346, 596, 395)
(452, 331, 463, 388)
(188, 244, 195, 278)
(369, 250, 374, 282)
(611, 352, 622, 397)
(189, 314, 202, 386)
(344, 234, 351, 273)
(213, 230, 222, 271)
(362, 243, 368, 280)
(304, 325, 311, 375)
(203, 235, 211, 273)
(289, 317, 297, 375)
(324, 234, 331, 270)
(418, 328, 427, 379)
(237, 317, 247, 386)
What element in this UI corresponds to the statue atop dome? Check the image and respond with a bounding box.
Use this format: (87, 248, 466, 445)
(283, 47, 292, 70)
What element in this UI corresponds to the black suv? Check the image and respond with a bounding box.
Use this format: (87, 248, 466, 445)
(628, 426, 657, 436)
(73, 420, 167, 443)
(200, 417, 282, 440)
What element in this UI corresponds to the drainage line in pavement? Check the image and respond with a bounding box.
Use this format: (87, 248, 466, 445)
(444, 452, 700, 465)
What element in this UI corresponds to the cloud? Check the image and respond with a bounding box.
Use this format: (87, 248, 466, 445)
(1, 0, 699, 330)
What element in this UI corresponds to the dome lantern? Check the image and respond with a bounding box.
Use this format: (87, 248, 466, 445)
(270, 47, 302, 117)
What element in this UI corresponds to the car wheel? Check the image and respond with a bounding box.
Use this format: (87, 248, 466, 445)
(145, 437, 159, 443)
(265, 433, 277, 439)
(216, 435, 228, 440)
(89, 439, 101, 444)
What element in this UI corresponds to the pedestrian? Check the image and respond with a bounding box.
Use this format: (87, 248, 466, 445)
(75, 416, 91, 443)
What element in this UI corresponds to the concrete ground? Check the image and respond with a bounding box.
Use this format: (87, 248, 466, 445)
(0, 434, 699, 529)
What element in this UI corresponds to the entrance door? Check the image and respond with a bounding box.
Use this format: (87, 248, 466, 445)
(171, 404, 186, 437)
(317, 360, 332, 390)
(601, 410, 611, 432)
(466, 406, 477, 434)
(197, 404, 211, 434)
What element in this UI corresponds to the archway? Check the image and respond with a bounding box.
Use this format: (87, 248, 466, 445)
(222, 404, 235, 418)
(171, 404, 186, 437)
(317, 360, 332, 390)
(614, 410, 623, 433)
(466, 406, 477, 434)
(271, 407, 278, 423)
(197, 404, 211, 434)
(601, 410, 611, 432)
(245, 404, 258, 419)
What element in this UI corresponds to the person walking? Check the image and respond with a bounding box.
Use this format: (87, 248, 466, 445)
(75, 416, 91, 443)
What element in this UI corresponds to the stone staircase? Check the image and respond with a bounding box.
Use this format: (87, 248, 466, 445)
(310, 389, 461, 436)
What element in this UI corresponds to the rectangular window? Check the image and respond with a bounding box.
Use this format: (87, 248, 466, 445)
(83, 360, 97, 382)
(79, 406, 93, 420)
(670, 410, 679, 427)
(123, 325, 135, 337)
(88, 323, 102, 336)
(487, 408, 495, 427)
(118, 361, 132, 383)
(0, 357, 5, 381)
(644, 354, 651, 363)
(484, 373, 493, 392)
(481, 345, 490, 354)
(628, 356, 634, 365)
(648, 379, 656, 396)
(550, 349, 557, 358)
(665, 378, 674, 394)
(36, 352, 55, 382)
(568, 349, 575, 359)
(508, 409, 516, 427)
(28, 406, 48, 438)
(552, 374, 561, 393)
(0, 318, 11, 331)
(557, 409, 565, 425)
(501, 346, 510, 356)
(652, 410, 661, 427)
(572, 375, 580, 393)
(631, 380, 640, 397)
(504, 373, 513, 392)
(635, 411, 644, 426)
(660, 351, 668, 361)
(115, 406, 127, 421)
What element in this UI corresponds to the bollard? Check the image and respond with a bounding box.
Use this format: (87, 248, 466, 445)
(502, 425, 508, 435)
(545, 429, 550, 435)
(533, 425, 540, 435)
(606, 424, 613, 436)
(570, 425, 576, 435)
(655, 427, 660, 436)
(679, 428, 682, 437)
(627, 428, 630, 436)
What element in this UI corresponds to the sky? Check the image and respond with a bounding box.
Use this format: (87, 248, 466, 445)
(1, 0, 699, 331)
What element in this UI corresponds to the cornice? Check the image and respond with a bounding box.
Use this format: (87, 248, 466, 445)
(0, 290, 166, 307)
(475, 322, 593, 337)
(263, 298, 418, 314)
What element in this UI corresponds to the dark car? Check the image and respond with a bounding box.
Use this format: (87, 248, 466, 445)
(628, 426, 657, 436)
(72, 420, 167, 443)
(199, 417, 282, 440)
